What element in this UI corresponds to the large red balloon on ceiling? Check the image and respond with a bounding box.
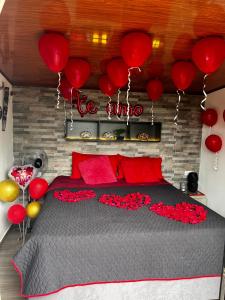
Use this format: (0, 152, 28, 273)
(38, 33, 69, 73)
(64, 58, 91, 89)
(146, 79, 163, 101)
(59, 78, 77, 100)
(171, 61, 196, 90)
(107, 58, 128, 88)
(7, 204, 26, 224)
(192, 37, 225, 74)
(121, 32, 152, 67)
(29, 178, 49, 200)
(201, 108, 218, 127)
(205, 134, 222, 153)
(99, 75, 117, 97)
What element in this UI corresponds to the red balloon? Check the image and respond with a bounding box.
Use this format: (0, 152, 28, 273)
(205, 134, 222, 153)
(59, 78, 77, 100)
(171, 61, 196, 90)
(29, 178, 49, 200)
(107, 58, 128, 88)
(192, 37, 225, 74)
(7, 204, 26, 224)
(121, 32, 152, 67)
(38, 33, 69, 73)
(223, 110, 225, 122)
(64, 58, 91, 89)
(201, 108, 218, 127)
(146, 79, 163, 101)
(99, 75, 117, 97)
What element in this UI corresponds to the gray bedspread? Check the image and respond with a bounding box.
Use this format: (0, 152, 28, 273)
(13, 180, 225, 296)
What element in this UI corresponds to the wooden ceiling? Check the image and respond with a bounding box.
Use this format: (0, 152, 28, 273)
(1, 0, 225, 93)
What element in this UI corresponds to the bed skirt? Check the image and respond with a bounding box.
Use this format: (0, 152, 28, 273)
(28, 276, 221, 300)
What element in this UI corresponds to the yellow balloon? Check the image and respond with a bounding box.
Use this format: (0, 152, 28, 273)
(0, 180, 20, 202)
(26, 201, 42, 219)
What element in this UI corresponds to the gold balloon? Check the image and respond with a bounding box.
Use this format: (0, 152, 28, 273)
(0, 180, 20, 202)
(26, 201, 42, 219)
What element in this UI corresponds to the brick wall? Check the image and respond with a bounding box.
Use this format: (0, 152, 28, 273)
(13, 87, 202, 187)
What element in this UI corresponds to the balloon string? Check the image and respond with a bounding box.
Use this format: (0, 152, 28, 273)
(107, 96, 112, 120)
(22, 190, 25, 245)
(201, 74, 208, 111)
(116, 89, 121, 119)
(56, 72, 61, 109)
(214, 152, 219, 171)
(63, 99, 67, 135)
(70, 88, 74, 130)
(126, 67, 141, 125)
(151, 101, 154, 125)
(174, 89, 185, 125)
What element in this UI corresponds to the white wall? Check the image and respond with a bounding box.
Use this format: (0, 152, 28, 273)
(199, 88, 225, 217)
(0, 73, 14, 242)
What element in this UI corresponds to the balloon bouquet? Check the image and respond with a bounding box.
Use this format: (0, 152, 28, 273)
(0, 166, 48, 245)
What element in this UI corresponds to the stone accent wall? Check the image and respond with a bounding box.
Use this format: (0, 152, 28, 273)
(13, 87, 202, 187)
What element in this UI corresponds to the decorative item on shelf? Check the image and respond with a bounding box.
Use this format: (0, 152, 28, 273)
(80, 131, 92, 139)
(114, 129, 125, 141)
(187, 172, 198, 193)
(102, 131, 115, 140)
(137, 132, 150, 141)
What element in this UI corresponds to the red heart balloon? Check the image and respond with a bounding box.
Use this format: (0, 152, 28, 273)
(201, 108, 218, 127)
(146, 79, 163, 101)
(99, 75, 117, 97)
(192, 37, 225, 74)
(121, 32, 152, 67)
(29, 178, 49, 200)
(64, 58, 91, 89)
(171, 61, 196, 90)
(38, 33, 69, 73)
(205, 134, 222, 153)
(107, 58, 128, 88)
(8, 165, 37, 190)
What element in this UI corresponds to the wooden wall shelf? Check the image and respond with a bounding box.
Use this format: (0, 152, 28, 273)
(65, 119, 161, 142)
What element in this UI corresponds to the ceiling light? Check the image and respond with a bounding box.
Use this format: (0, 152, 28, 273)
(152, 39, 160, 49)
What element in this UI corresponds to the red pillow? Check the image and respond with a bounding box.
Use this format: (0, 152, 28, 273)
(71, 152, 121, 179)
(121, 157, 163, 183)
(78, 156, 117, 185)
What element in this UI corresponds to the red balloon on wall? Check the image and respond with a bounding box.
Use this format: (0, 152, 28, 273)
(171, 61, 196, 90)
(192, 37, 225, 74)
(7, 204, 26, 224)
(59, 78, 77, 100)
(107, 58, 128, 88)
(64, 58, 91, 89)
(121, 32, 152, 67)
(201, 108, 218, 127)
(146, 79, 163, 101)
(38, 33, 69, 73)
(29, 178, 49, 200)
(205, 134, 222, 153)
(99, 75, 117, 97)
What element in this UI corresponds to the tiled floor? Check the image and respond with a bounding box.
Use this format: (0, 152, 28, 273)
(0, 227, 225, 300)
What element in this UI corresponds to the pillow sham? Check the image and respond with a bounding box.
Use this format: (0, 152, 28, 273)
(120, 157, 163, 183)
(71, 152, 121, 179)
(78, 156, 117, 185)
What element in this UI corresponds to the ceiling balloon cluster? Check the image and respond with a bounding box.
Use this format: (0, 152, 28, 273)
(38, 31, 225, 127)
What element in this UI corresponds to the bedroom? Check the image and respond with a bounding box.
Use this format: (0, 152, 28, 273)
(0, 0, 225, 299)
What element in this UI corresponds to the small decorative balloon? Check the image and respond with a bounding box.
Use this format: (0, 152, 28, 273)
(205, 134, 222, 153)
(7, 204, 26, 224)
(107, 58, 128, 88)
(171, 61, 196, 91)
(201, 108, 218, 127)
(192, 37, 225, 74)
(99, 75, 117, 97)
(64, 58, 91, 89)
(29, 178, 49, 200)
(59, 78, 77, 100)
(121, 32, 152, 67)
(26, 201, 42, 219)
(0, 180, 20, 202)
(38, 33, 69, 73)
(146, 79, 163, 101)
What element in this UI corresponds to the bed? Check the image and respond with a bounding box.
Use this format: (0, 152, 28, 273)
(12, 176, 225, 300)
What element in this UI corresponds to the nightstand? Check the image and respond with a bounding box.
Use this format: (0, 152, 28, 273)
(188, 191, 208, 206)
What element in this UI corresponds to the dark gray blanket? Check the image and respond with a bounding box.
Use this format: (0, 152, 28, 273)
(13, 182, 225, 296)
